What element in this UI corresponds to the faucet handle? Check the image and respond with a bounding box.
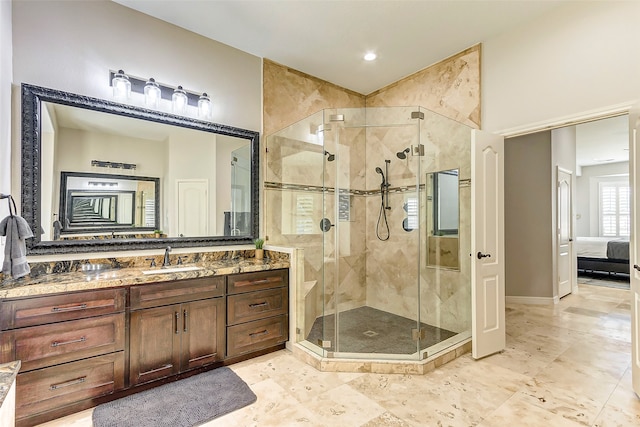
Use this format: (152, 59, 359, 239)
(177, 256, 187, 265)
(145, 258, 156, 267)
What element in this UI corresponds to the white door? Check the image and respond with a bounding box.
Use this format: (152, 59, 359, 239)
(177, 180, 209, 237)
(557, 167, 574, 298)
(630, 108, 640, 396)
(471, 130, 505, 359)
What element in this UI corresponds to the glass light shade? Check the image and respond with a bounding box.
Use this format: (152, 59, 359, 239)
(197, 93, 211, 120)
(172, 85, 188, 115)
(112, 70, 131, 101)
(144, 78, 161, 109)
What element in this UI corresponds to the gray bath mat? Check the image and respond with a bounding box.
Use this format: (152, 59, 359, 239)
(92, 367, 256, 427)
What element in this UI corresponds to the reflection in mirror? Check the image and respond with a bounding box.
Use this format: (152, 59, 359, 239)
(22, 84, 259, 254)
(426, 169, 460, 270)
(58, 172, 159, 238)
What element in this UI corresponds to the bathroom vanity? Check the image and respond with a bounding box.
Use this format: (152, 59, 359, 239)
(0, 263, 289, 426)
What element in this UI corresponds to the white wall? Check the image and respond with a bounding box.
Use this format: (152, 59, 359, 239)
(0, 0, 12, 265)
(483, 1, 640, 133)
(575, 161, 629, 237)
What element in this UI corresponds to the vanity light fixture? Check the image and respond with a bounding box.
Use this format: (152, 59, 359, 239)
(197, 93, 212, 120)
(144, 78, 161, 109)
(88, 181, 118, 188)
(172, 86, 188, 115)
(112, 70, 131, 101)
(91, 160, 137, 170)
(109, 70, 212, 120)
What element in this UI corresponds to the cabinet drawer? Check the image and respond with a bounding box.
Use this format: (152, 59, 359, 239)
(227, 269, 288, 295)
(1, 313, 125, 372)
(1, 288, 126, 330)
(16, 352, 124, 420)
(130, 276, 225, 309)
(227, 315, 288, 357)
(227, 287, 288, 325)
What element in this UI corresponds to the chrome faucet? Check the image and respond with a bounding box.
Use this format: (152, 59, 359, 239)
(163, 246, 172, 267)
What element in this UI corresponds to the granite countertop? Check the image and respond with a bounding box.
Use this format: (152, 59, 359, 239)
(0, 257, 290, 299)
(0, 361, 20, 409)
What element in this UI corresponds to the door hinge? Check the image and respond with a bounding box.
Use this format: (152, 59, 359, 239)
(318, 339, 332, 348)
(411, 111, 425, 120)
(329, 114, 344, 122)
(412, 328, 426, 341)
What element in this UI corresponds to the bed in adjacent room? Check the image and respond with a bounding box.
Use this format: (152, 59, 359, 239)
(575, 236, 630, 276)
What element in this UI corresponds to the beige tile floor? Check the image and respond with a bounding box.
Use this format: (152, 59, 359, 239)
(38, 283, 640, 427)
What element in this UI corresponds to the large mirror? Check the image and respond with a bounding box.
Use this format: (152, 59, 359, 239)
(22, 84, 259, 254)
(426, 169, 459, 270)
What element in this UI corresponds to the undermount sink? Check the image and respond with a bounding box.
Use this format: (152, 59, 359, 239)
(141, 266, 203, 275)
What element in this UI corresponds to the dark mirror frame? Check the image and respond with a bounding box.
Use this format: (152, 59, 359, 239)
(21, 83, 260, 254)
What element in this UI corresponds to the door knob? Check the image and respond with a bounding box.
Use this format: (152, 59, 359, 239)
(477, 252, 491, 260)
(634, 264, 640, 272)
(319, 218, 335, 232)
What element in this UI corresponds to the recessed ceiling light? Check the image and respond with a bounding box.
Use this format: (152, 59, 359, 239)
(364, 52, 377, 61)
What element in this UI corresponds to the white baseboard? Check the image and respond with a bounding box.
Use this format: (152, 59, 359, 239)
(506, 295, 559, 305)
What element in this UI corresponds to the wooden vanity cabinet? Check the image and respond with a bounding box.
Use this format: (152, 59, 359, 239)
(226, 269, 289, 357)
(128, 277, 225, 386)
(0, 288, 126, 426)
(1, 268, 288, 426)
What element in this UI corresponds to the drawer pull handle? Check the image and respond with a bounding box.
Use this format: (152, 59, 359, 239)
(190, 353, 216, 363)
(175, 312, 179, 334)
(183, 309, 188, 332)
(249, 329, 269, 338)
(50, 376, 86, 391)
(235, 277, 280, 287)
(249, 302, 269, 309)
(51, 304, 87, 312)
(51, 336, 86, 347)
(143, 364, 173, 376)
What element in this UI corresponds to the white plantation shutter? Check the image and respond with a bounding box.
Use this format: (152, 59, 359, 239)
(295, 195, 314, 234)
(599, 181, 630, 237)
(406, 197, 418, 230)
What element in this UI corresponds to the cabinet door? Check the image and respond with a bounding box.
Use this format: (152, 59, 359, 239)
(129, 305, 181, 386)
(181, 298, 225, 371)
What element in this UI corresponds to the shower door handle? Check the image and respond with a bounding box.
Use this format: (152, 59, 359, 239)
(320, 218, 334, 232)
(477, 252, 491, 260)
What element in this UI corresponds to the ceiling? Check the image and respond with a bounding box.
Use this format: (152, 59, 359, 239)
(113, 0, 570, 95)
(112, 0, 626, 168)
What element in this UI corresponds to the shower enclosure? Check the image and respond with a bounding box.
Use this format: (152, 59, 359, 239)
(265, 106, 473, 361)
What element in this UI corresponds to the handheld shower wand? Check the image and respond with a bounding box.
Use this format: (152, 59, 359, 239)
(375, 162, 391, 241)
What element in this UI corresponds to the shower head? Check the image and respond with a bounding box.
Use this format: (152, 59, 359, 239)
(324, 150, 335, 162)
(396, 147, 411, 159)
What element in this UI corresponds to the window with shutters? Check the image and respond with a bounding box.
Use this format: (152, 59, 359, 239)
(405, 196, 418, 230)
(599, 181, 630, 237)
(295, 195, 315, 234)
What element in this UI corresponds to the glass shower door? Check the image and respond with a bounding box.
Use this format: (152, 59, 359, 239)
(331, 107, 423, 359)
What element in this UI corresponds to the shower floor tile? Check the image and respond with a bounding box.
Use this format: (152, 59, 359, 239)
(305, 306, 456, 354)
